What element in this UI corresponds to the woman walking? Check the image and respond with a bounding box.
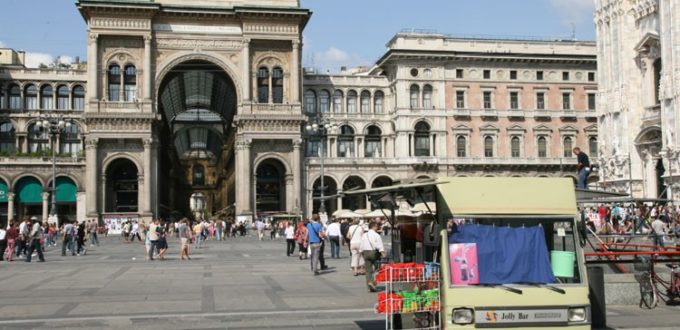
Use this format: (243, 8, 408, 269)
(157, 221, 168, 260)
(179, 218, 191, 260)
(295, 220, 308, 260)
(285, 222, 296, 256)
(4, 222, 18, 261)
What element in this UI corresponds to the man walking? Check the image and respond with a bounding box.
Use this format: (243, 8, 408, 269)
(17, 217, 30, 257)
(25, 218, 45, 262)
(61, 220, 74, 256)
(306, 215, 325, 275)
(361, 221, 385, 292)
(326, 219, 341, 259)
(573, 147, 591, 189)
(88, 219, 99, 246)
(147, 219, 160, 261)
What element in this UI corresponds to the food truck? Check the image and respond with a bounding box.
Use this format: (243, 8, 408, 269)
(437, 177, 589, 329)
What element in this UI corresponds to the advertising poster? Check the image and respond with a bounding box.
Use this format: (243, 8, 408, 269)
(103, 214, 138, 235)
(449, 243, 479, 285)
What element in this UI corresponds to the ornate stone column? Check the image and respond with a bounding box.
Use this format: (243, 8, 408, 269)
(100, 174, 107, 215)
(143, 35, 152, 101)
(285, 174, 294, 212)
(292, 139, 302, 212)
(42, 192, 49, 221)
(7, 192, 15, 222)
(235, 138, 252, 216)
(85, 138, 99, 217)
(291, 40, 301, 103)
(142, 138, 154, 214)
(87, 33, 99, 102)
(137, 174, 145, 216)
(241, 39, 251, 102)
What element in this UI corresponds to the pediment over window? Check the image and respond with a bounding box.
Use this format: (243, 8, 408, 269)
(532, 124, 553, 133)
(479, 124, 499, 132)
(452, 124, 472, 133)
(559, 125, 579, 133)
(506, 124, 526, 133)
(584, 124, 598, 134)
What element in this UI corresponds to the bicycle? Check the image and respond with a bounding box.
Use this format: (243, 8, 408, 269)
(635, 256, 680, 309)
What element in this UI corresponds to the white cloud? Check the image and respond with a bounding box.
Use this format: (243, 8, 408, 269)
(307, 46, 370, 73)
(549, 0, 595, 25)
(0, 40, 6, 48)
(24, 52, 75, 68)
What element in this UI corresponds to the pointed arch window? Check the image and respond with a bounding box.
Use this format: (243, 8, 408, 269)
(57, 85, 69, 110)
(272, 67, 284, 103)
(124, 65, 137, 102)
(108, 65, 121, 101)
(422, 84, 433, 108)
(257, 67, 269, 103)
(364, 126, 382, 158)
(347, 90, 358, 113)
(24, 84, 38, 109)
(40, 85, 54, 109)
(538, 136, 547, 158)
(456, 136, 467, 157)
(410, 85, 420, 108)
(360, 90, 370, 113)
(318, 90, 330, 113)
(0, 121, 16, 153)
(304, 90, 317, 114)
(333, 90, 343, 113)
(374, 91, 384, 113)
(8, 84, 21, 110)
(414, 122, 430, 156)
(337, 126, 355, 158)
(511, 136, 521, 158)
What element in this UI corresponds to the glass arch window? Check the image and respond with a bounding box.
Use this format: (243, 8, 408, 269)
(40, 85, 53, 109)
(410, 85, 420, 108)
(414, 121, 430, 156)
(72, 85, 85, 110)
(272, 67, 284, 103)
(0, 121, 16, 153)
(318, 90, 330, 113)
(28, 124, 49, 153)
(24, 84, 38, 109)
(304, 90, 317, 114)
(108, 64, 121, 101)
(484, 136, 494, 157)
(364, 125, 382, 158)
(337, 125, 355, 157)
(538, 137, 547, 158)
(511, 136, 521, 158)
(193, 165, 205, 186)
(124, 65, 137, 102)
(456, 136, 466, 157)
(563, 137, 573, 157)
(360, 90, 370, 113)
(422, 84, 433, 108)
(333, 90, 343, 113)
(59, 123, 81, 155)
(589, 137, 598, 158)
(257, 67, 269, 103)
(346, 90, 357, 113)
(9, 84, 21, 110)
(374, 91, 384, 113)
(57, 85, 69, 110)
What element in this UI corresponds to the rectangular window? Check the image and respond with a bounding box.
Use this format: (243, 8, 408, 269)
(483, 91, 492, 109)
(510, 70, 517, 80)
(483, 70, 491, 79)
(415, 136, 430, 157)
(109, 85, 120, 102)
(456, 91, 465, 108)
(562, 71, 569, 81)
(509, 91, 519, 109)
(365, 141, 381, 158)
(588, 72, 595, 82)
(562, 93, 571, 110)
(306, 140, 321, 157)
(536, 92, 545, 110)
(456, 69, 464, 79)
(338, 141, 354, 157)
(588, 93, 596, 111)
(124, 85, 136, 102)
(536, 71, 543, 81)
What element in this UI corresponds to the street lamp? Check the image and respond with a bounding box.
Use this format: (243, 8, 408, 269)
(190, 192, 206, 221)
(35, 114, 72, 226)
(305, 113, 336, 216)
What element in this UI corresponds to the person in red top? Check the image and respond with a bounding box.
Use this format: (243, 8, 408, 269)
(295, 221, 308, 260)
(4, 221, 19, 262)
(597, 204, 608, 223)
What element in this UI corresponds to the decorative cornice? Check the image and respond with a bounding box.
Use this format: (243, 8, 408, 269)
(90, 17, 151, 30)
(155, 38, 241, 50)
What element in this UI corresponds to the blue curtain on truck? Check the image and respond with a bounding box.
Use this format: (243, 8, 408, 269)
(449, 224, 556, 284)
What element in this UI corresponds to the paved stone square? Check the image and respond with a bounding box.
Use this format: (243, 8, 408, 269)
(0, 234, 678, 329)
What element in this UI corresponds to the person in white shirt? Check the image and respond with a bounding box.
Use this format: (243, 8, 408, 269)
(346, 219, 366, 276)
(0, 226, 6, 261)
(651, 217, 668, 248)
(360, 221, 385, 292)
(326, 219, 342, 259)
(285, 223, 296, 256)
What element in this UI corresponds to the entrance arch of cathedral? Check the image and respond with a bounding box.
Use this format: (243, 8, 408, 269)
(635, 126, 664, 198)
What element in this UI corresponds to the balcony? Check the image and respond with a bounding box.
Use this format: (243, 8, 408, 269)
(481, 109, 498, 120)
(533, 110, 552, 121)
(507, 110, 525, 120)
(452, 108, 471, 118)
(560, 110, 578, 121)
(642, 104, 661, 127)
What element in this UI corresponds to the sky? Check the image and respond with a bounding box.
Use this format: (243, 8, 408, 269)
(0, 0, 596, 71)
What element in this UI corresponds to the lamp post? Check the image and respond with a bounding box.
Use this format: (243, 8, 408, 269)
(305, 113, 335, 216)
(35, 114, 72, 226)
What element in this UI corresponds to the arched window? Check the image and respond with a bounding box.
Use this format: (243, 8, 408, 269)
(56, 85, 69, 110)
(360, 90, 370, 113)
(333, 90, 343, 113)
(59, 123, 81, 155)
(511, 136, 521, 158)
(537, 137, 547, 158)
(589, 137, 598, 158)
(456, 136, 467, 157)
(108, 64, 121, 101)
(414, 122, 430, 156)
(24, 84, 38, 109)
(72, 85, 85, 110)
(123, 65, 137, 102)
(563, 137, 573, 157)
(484, 136, 494, 157)
(410, 85, 420, 108)
(364, 125, 382, 158)
(257, 67, 269, 103)
(28, 124, 49, 153)
(318, 90, 330, 113)
(304, 90, 317, 114)
(0, 121, 16, 153)
(193, 165, 205, 186)
(374, 90, 384, 113)
(346, 90, 357, 113)
(272, 67, 284, 103)
(337, 125, 355, 157)
(8, 84, 21, 110)
(40, 85, 53, 109)
(422, 84, 433, 108)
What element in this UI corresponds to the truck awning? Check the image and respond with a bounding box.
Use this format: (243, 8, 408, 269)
(437, 177, 577, 216)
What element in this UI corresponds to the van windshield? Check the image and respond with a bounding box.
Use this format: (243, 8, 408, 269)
(446, 217, 581, 286)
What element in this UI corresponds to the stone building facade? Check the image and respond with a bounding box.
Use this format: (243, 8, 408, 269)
(0, 1, 600, 225)
(595, 0, 680, 200)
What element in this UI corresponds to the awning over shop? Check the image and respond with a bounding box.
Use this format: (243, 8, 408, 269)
(0, 179, 7, 203)
(16, 177, 43, 203)
(55, 177, 77, 203)
(436, 177, 577, 216)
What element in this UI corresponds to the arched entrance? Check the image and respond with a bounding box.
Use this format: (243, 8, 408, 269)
(312, 176, 337, 215)
(255, 159, 286, 213)
(372, 176, 393, 188)
(47, 176, 78, 222)
(15, 176, 43, 221)
(635, 127, 663, 198)
(342, 176, 366, 210)
(157, 59, 238, 219)
(105, 158, 139, 213)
